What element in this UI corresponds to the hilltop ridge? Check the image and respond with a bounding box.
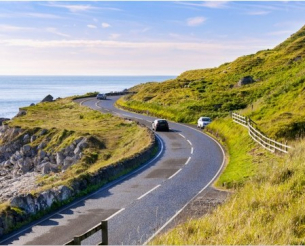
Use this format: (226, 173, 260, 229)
(118, 24, 305, 140)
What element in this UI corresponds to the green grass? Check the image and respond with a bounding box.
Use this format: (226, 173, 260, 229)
(6, 97, 152, 194)
(207, 119, 260, 189)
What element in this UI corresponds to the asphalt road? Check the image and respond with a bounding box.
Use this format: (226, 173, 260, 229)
(0, 96, 225, 245)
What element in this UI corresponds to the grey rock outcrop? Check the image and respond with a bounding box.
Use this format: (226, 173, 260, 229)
(41, 95, 53, 103)
(0, 125, 88, 203)
(237, 76, 255, 87)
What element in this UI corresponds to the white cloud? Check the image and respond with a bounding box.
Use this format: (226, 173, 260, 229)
(187, 17, 206, 27)
(46, 28, 70, 38)
(109, 34, 121, 40)
(247, 11, 270, 16)
(178, 1, 228, 9)
(25, 13, 61, 19)
(102, 22, 111, 28)
(0, 24, 35, 32)
(87, 24, 97, 29)
(45, 3, 121, 13)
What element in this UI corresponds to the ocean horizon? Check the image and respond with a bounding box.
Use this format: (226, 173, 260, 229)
(0, 75, 176, 119)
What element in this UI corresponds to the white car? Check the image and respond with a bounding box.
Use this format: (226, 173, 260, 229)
(197, 117, 212, 129)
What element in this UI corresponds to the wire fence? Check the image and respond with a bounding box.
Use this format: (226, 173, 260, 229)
(231, 112, 292, 154)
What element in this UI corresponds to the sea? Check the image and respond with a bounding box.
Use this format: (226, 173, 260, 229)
(0, 75, 175, 119)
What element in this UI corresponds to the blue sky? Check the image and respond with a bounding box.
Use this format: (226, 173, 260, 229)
(1, 1, 305, 75)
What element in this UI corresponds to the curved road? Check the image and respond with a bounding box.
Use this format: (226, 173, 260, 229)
(0, 96, 225, 245)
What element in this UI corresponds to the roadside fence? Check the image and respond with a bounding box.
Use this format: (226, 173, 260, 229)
(65, 220, 108, 245)
(231, 112, 292, 154)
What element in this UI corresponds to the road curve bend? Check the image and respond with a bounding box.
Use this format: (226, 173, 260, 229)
(0, 96, 225, 245)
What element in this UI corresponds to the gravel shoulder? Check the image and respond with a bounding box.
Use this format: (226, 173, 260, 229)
(161, 187, 229, 233)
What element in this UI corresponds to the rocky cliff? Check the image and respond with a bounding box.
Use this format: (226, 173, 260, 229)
(0, 122, 156, 237)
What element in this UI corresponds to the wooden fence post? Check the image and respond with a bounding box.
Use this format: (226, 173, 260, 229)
(74, 236, 81, 245)
(101, 220, 108, 245)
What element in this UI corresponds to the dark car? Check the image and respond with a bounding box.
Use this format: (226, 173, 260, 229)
(152, 119, 169, 131)
(96, 93, 107, 100)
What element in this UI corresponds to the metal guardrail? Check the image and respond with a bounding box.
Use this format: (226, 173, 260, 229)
(65, 220, 108, 245)
(232, 112, 292, 154)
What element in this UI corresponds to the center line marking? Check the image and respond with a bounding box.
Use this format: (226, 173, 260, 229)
(168, 169, 182, 180)
(105, 208, 125, 221)
(137, 185, 161, 200)
(187, 140, 192, 146)
(191, 147, 194, 154)
(185, 157, 191, 165)
(178, 133, 186, 139)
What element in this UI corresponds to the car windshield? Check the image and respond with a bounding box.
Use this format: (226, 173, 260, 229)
(202, 117, 211, 121)
(158, 120, 167, 123)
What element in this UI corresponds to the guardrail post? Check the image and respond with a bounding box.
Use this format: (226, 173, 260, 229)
(101, 220, 108, 245)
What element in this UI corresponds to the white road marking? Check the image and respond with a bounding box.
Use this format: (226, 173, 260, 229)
(187, 140, 192, 146)
(144, 124, 227, 245)
(137, 185, 161, 200)
(191, 147, 194, 154)
(185, 157, 191, 165)
(168, 169, 182, 180)
(105, 208, 125, 221)
(178, 133, 186, 139)
(80, 98, 92, 106)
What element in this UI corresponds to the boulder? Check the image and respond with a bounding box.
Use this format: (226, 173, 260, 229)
(237, 76, 255, 87)
(10, 194, 36, 214)
(22, 145, 31, 155)
(37, 142, 46, 150)
(40, 190, 56, 208)
(0, 118, 9, 126)
(30, 135, 37, 142)
(56, 185, 73, 201)
(23, 134, 30, 144)
(56, 152, 65, 165)
(41, 95, 53, 103)
(15, 109, 27, 117)
(62, 157, 75, 171)
(41, 162, 58, 174)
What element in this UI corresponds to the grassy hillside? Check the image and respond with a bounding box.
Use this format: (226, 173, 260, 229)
(7, 97, 152, 192)
(117, 25, 305, 244)
(118, 25, 305, 140)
